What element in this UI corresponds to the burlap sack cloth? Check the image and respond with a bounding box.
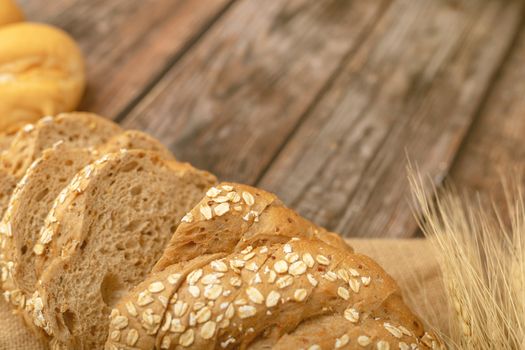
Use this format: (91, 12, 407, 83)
(0, 239, 449, 350)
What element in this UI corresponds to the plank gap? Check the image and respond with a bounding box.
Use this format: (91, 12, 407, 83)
(253, 1, 393, 186)
(114, 0, 238, 124)
(121, 0, 390, 184)
(257, 0, 524, 238)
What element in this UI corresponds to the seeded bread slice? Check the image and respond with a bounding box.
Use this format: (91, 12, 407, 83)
(0, 113, 121, 224)
(0, 112, 121, 179)
(0, 146, 95, 296)
(1, 129, 175, 307)
(1, 131, 177, 341)
(0, 168, 18, 296)
(29, 150, 216, 349)
(154, 183, 351, 272)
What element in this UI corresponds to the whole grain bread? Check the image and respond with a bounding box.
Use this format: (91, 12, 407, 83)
(0, 145, 95, 296)
(154, 183, 351, 273)
(0, 113, 121, 224)
(106, 184, 442, 350)
(27, 150, 216, 349)
(0, 168, 16, 228)
(0, 112, 121, 179)
(0, 126, 175, 308)
(0, 113, 120, 306)
(1, 129, 177, 342)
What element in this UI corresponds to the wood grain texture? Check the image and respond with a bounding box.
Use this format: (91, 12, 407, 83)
(122, 0, 389, 182)
(18, 0, 77, 20)
(19, 0, 233, 119)
(17, 0, 525, 239)
(450, 18, 525, 206)
(258, 0, 524, 238)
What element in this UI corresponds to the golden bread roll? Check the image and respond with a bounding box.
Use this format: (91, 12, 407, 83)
(0, 0, 24, 26)
(0, 23, 86, 133)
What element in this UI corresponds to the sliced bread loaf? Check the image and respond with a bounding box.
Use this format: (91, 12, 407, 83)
(104, 183, 354, 349)
(0, 113, 121, 224)
(1, 127, 175, 304)
(28, 150, 216, 349)
(0, 112, 121, 179)
(105, 184, 439, 350)
(0, 145, 96, 340)
(106, 237, 434, 349)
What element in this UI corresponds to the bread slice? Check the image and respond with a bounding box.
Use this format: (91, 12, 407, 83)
(0, 128, 174, 301)
(0, 113, 121, 223)
(0, 112, 121, 179)
(1, 130, 176, 340)
(0, 168, 16, 227)
(0, 169, 17, 290)
(28, 150, 216, 349)
(0, 145, 95, 295)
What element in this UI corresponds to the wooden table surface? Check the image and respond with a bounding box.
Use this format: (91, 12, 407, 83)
(19, 0, 525, 238)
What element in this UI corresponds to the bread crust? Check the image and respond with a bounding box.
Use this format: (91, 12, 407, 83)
(154, 183, 352, 273)
(100, 130, 174, 160)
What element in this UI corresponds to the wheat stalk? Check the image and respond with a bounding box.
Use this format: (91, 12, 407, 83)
(408, 168, 525, 349)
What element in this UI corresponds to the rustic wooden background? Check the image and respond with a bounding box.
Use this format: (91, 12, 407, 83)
(20, 0, 525, 238)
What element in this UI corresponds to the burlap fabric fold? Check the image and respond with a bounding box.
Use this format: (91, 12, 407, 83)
(0, 239, 448, 350)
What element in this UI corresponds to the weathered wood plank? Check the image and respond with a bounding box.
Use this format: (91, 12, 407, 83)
(18, 0, 76, 20)
(450, 21, 525, 206)
(258, 0, 523, 237)
(18, 0, 233, 119)
(121, 0, 389, 182)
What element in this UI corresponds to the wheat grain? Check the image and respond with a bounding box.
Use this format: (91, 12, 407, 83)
(408, 167, 525, 350)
